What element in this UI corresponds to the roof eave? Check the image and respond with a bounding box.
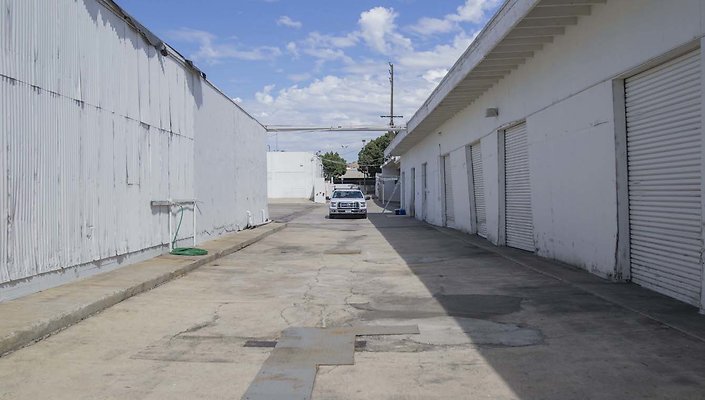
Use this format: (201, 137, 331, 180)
(386, 0, 603, 156)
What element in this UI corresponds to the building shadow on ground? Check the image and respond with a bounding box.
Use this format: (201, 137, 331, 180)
(365, 211, 705, 399)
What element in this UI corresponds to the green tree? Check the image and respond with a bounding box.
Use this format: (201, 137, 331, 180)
(357, 132, 395, 176)
(320, 151, 347, 180)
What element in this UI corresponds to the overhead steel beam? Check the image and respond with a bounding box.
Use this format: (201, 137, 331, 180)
(264, 125, 406, 133)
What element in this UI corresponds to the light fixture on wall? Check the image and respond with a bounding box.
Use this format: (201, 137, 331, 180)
(485, 108, 499, 117)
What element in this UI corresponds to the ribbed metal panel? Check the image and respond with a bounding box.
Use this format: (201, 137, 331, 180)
(443, 155, 454, 223)
(505, 122, 534, 251)
(194, 80, 268, 239)
(471, 144, 487, 237)
(626, 49, 703, 306)
(0, 0, 267, 288)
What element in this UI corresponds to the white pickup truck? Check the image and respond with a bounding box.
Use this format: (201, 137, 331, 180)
(328, 189, 368, 219)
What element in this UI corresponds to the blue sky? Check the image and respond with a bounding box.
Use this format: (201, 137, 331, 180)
(119, 0, 502, 161)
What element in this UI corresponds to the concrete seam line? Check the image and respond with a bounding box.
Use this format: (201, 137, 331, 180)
(427, 224, 705, 344)
(0, 223, 287, 358)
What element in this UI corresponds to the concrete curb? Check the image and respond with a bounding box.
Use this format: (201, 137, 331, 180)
(0, 223, 286, 357)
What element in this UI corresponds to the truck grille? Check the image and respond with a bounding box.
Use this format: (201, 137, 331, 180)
(338, 201, 359, 209)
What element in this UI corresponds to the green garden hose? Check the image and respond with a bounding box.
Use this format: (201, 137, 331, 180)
(170, 205, 208, 256)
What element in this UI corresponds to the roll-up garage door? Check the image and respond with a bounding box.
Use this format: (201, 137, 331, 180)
(505, 122, 534, 251)
(626, 49, 703, 306)
(471, 144, 487, 237)
(443, 155, 455, 224)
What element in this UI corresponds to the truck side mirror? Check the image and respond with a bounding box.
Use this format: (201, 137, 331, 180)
(326, 196, 330, 200)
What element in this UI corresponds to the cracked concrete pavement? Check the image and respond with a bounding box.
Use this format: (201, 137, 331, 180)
(1, 202, 705, 399)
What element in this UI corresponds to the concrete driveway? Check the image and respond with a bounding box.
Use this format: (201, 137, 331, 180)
(1, 203, 705, 399)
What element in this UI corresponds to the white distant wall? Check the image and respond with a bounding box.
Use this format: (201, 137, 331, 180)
(377, 162, 401, 203)
(267, 152, 323, 199)
(398, 0, 705, 278)
(0, 0, 267, 300)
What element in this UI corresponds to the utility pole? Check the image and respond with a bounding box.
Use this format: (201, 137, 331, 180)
(380, 62, 403, 128)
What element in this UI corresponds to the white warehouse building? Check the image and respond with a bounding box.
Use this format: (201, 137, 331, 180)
(267, 152, 325, 201)
(0, 0, 268, 300)
(387, 0, 705, 310)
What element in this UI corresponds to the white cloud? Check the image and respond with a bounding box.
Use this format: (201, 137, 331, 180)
(249, 64, 440, 136)
(248, 3, 501, 153)
(169, 28, 281, 63)
(450, 0, 501, 23)
(283, 7, 411, 65)
(287, 73, 311, 82)
(286, 42, 299, 57)
(232, 97, 243, 103)
(289, 32, 358, 67)
(304, 47, 351, 63)
(255, 84, 276, 105)
(305, 32, 358, 49)
(398, 31, 477, 69)
(252, 7, 487, 140)
(277, 15, 302, 29)
(358, 7, 412, 54)
(409, 17, 456, 36)
(409, 0, 500, 36)
(422, 68, 449, 84)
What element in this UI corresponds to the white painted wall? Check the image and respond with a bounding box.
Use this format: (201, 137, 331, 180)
(376, 175, 401, 204)
(480, 135, 500, 245)
(267, 152, 322, 199)
(377, 162, 401, 204)
(398, 0, 705, 278)
(447, 147, 470, 230)
(527, 82, 617, 276)
(0, 0, 267, 300)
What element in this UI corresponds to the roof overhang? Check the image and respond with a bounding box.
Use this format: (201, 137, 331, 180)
(381, 156, 401, 169)
(386, 0, 605, 156)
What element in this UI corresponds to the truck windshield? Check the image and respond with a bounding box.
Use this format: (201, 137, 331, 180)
(333, 191, 364, 199)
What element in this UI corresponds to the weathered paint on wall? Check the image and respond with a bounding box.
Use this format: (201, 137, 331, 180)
(0, 0, 267, 298)
(398, 0, 705, 277)
(527, 82, 617, 276)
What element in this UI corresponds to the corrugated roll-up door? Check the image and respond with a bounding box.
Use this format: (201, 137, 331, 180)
(471, 144, 487, 237)
(444, 155, 455, 224)
(505, 122, 534, 251)
(626, 49, 703, 306)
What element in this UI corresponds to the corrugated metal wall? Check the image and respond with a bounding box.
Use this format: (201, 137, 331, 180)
(0, 0, 267, 288)
(195, 83, 268, 238)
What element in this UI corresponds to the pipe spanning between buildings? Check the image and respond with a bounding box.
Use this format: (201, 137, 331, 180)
(264, 126, 406, 133)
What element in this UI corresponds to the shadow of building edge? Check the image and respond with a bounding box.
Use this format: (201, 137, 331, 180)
(365, 210, 705, 399)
